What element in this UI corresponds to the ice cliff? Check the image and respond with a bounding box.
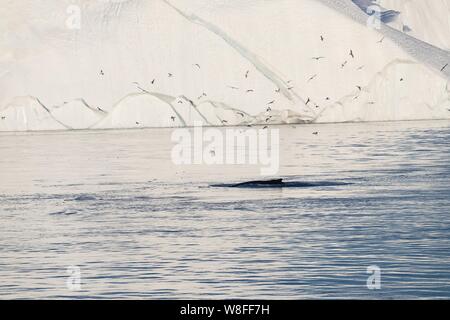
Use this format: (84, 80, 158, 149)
(1, 0, 449, 131)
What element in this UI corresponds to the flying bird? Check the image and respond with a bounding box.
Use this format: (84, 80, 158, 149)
(312, 56, 325, 61)
(377, 37, 385, 43)
(1, 116, 5, 120)
(441, 63, 448, 72)
(313, 132, 319, 135)
(341, 61, 348, 68)
(193, 64, 201, 69)
(246, 89, 254, 93)
(306, 98, 310, 105)
(100, 70, 104, 76)
(245, 70, 250, 78)
(356, 86, 362, 91)
(308, 74, 317, 82)
(349, 50, 354, 58)
(228, 86, 239, 90)
(168, 73, 173, 78)
(171, 116, 176, 121)
(320, 35, 324, 41)
(151, 79, 155, 84)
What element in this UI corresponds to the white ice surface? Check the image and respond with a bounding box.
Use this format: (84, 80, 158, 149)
(0, 0, 449, 131)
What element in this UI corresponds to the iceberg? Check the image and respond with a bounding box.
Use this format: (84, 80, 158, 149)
(1, 0, 449, 131)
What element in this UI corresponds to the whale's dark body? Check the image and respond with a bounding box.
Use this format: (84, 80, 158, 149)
(210, 179, 350, 189)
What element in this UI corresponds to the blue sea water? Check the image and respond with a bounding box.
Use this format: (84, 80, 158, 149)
(0, 120, 449, 299)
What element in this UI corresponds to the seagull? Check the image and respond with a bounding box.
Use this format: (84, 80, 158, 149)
(221, 120, 228, 124)
(100, 70, 104, 76)
(341, 61, 348, 68)
(246, 89, 254, 93)
(308, 74, 317, 82)
(306, 98, 311, 105)
(265, 116, 272, 122)
(356, 86, 362, 91)
(171, 116, 176, 121)
(349, 50, 354, 58)
(151, 79, 155, 84)
(136, 121, 140, 125)
(357, 65, 365, 70)
(193, 64, 201, 69)
(198, 92, 208, 99)
(177, 100, 183, 104)
(312, 56, 325, 61)
(287, 86, 294, 90)
(320, 35, 324, 41)
(267, 100, 275, 105)
(245, 70, 250, 78)
(313, 132, 319, 135)
(441, 63, 448, 72)
(400, 78, 404, 82)
(236, 112, 245, 117)
(263, 126, 268, 129)
(97, 107, 105, 112)
(275, 88, 281, 93)
(168, 73, 173, 78)
(266, 106, 272, 112)
(228, 86, 239, 90)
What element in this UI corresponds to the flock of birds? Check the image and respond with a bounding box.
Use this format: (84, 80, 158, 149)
(4, 35, 449, 131)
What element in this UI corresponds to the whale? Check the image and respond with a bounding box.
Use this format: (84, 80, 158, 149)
(210, 178, 350, 189)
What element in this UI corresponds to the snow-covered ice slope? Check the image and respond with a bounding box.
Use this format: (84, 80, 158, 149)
(0, 0, 449, 131)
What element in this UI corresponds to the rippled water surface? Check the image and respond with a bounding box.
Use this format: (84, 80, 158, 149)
(1, 121, 450, 299)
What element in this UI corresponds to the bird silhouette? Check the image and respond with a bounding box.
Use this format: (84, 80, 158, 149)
(228, 86, 239, 90)
(245, 70, 249, 78)
(349, 50, 354, 58)
(193, 64, 201, 69)
(441, 63, 448, 72)
(313, 132, 319, 135)
(341, 61, 348, 68)
(151, 79, 155, 84)
(306, 98, 311, 105)
(168, 73, 173, 78)
(246, 89, 254, 93)
(100, 70, 104, 76)
(312, 56, 325, 61)
(171, 116, 176, 121)
(377, 37, 385, 43)
(308, 74, 317, 82)
(320, 35, 324, 41)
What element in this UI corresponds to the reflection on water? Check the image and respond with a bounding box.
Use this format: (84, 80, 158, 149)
(1, 121, 450, 299)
